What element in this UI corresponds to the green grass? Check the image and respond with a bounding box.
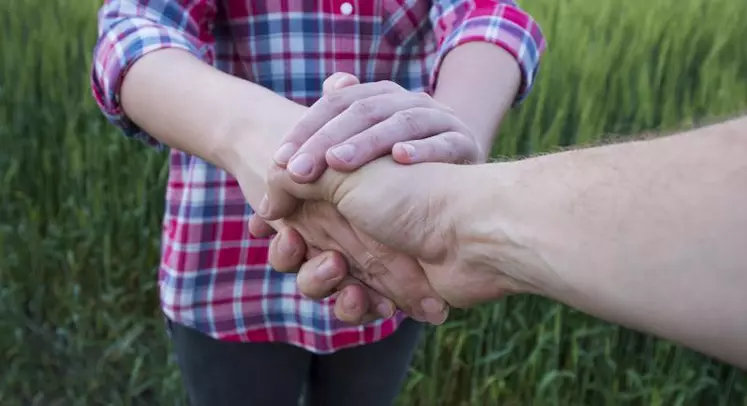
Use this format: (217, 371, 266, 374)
(1, 0, 746, 404)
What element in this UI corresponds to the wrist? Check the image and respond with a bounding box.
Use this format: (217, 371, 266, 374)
(432, 42, 521, 159)
(214, 87, 307, 179)
(208, 83, 307, 211)
(449, 162, 571, 300)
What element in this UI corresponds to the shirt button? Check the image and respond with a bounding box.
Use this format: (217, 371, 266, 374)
(340, 2, 353, 15)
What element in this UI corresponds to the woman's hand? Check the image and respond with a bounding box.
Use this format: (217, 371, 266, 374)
(264, 72, 483, 217)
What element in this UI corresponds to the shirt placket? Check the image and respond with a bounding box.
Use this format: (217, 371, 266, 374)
(328, 0, 360, 76)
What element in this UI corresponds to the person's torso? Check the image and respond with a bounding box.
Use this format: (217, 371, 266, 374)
(160, 0, 437, 352)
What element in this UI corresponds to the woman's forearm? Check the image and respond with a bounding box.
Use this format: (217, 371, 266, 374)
(432, 42, 521, 159)
(464, 116, 747, 367)
(119, 48, 306, 206)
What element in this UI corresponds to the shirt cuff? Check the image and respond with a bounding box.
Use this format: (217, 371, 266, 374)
(429, 1, 547, 105)
(91, 18, 211, 150)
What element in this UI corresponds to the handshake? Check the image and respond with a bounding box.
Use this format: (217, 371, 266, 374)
(237, 73, 747, 369)
(245, 72, 546, 326)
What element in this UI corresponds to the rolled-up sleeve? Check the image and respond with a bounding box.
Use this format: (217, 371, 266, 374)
(90, 0, 216, 148)
(429, 0, 547, 105)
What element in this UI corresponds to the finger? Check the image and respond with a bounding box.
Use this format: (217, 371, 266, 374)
(347, 246, 449, 325)
(274, 77, 388, 168)
(275, 80, 403, 166)
(293, 251, 393, 322)
(260, 163, 344, 220)
(313, 212, 449, 325)
(259, 165, 300, 222)
(333, 284, 370, 324)
(323, 72, 360, 95)
(324, 107, 473, 171)
(248, 214, 277, 238)
(275, 81, 404, 178)
(294, 250, 349, 297)
(267, 227, 308, 273)
(276, 73, 359, 171)
(391, 131, 482, 165)
(266, 75, 362, 218)
(333, 283, 394, 325)
(292, 92, 446, 175)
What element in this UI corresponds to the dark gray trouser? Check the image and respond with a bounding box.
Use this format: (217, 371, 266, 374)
(167, 318, 424, 406)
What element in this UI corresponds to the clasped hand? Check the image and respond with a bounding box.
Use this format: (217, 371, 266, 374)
(250, 73, 486, 325)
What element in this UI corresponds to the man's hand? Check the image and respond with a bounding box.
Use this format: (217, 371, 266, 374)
(255, 158, 532, 324)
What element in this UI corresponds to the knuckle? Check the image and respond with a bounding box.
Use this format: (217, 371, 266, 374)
(365, 130, 387, 150)
(314, 129, 338, 147)
(378, 80, 402, 93)
(289, 117, 315, 140)
(441, 133, 471, 162)
(347, 264, 367, 282)
(285, 203, 309, 225)
(349, 100, 380, 124)
(360, 253, 386, 277)
(438, 102, 457, 115)
(374, 244, 399, 264)
(320, 90, 349, 111)
(394, 109, 424, 135)
(360, 242, 398, 273)
(440, 131, 462, 147)
(298, 201, 325, 220)
(266, 164, 285, 185)
(460, 133, 481, 163)
(413, 91, 432, 105)
(351, 249, 395, 285)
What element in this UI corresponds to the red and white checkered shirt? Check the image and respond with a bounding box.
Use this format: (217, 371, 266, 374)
(91, 0, 546, 354)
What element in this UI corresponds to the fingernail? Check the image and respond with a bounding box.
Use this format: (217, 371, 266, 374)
(421, 297, 447, 325)
(335, 75, 354, 89)
(257, 194, 269, 216)
(287, 153, 313, 177)
(329, 144, 356, 163)
(433, 306, 449, 325)
(410, 313, 426, 323)
(315, 258, 338, 281)
(342, 291, 358, 313)
(274, 143, 297, 165)
(398, 143, 417, 160)
(278, 232, 296, 256)
(377, 301, 394, 318)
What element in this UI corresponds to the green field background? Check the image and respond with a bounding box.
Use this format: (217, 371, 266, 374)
(1, 0, 746, 404)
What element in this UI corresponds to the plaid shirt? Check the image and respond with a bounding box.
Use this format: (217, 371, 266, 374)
(91, 0, 546, 354)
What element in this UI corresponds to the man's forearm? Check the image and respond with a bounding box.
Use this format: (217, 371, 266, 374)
(432, 42, 522, 159)
(461, 116, 747, 367)
(120, 48, 306, 206)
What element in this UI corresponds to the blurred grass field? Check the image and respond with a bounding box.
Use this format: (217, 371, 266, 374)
(1, 0, 746, 404)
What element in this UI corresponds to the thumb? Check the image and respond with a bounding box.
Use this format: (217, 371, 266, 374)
(323, 72, 360, 95)
(260, 164, 348, 221)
